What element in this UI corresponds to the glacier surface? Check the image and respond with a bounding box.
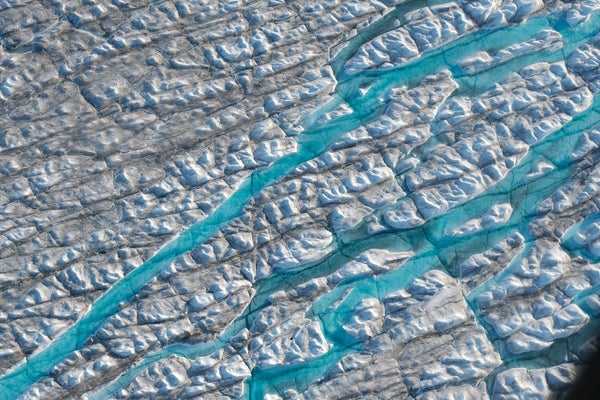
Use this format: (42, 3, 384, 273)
(1, 0, 600, 399)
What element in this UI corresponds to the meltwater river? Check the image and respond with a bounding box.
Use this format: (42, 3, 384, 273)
(2, 3, 600, 399)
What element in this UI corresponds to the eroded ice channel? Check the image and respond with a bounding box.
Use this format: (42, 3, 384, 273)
(2, 1, 600, 399)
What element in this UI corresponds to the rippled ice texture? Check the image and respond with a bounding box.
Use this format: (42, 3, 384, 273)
(1, 0, 600, 399)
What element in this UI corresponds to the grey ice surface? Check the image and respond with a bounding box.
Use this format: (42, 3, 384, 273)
(1, 0, 600, 399)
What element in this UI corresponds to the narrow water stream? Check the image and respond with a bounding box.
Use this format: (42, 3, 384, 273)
(3, 3, 600, 400)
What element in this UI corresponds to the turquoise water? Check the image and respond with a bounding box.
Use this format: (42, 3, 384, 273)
(3, 3, 600, 400)
(244, 92, 600, 396)
(102, 8, 600, 400)
(328, 0, 454, 77)
(245, 11, 600, 397)
(256, 95, 600, 396)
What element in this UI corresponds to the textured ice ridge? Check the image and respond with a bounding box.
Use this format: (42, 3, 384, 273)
(1, 0, 600, 399)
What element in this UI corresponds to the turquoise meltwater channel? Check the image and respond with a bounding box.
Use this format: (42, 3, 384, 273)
(2, 3, 600, 399)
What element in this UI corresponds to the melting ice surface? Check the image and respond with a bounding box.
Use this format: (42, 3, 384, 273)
(2, 1, 600, 399)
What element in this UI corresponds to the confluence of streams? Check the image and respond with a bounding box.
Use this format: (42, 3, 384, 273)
(2, 4, 600, 399)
